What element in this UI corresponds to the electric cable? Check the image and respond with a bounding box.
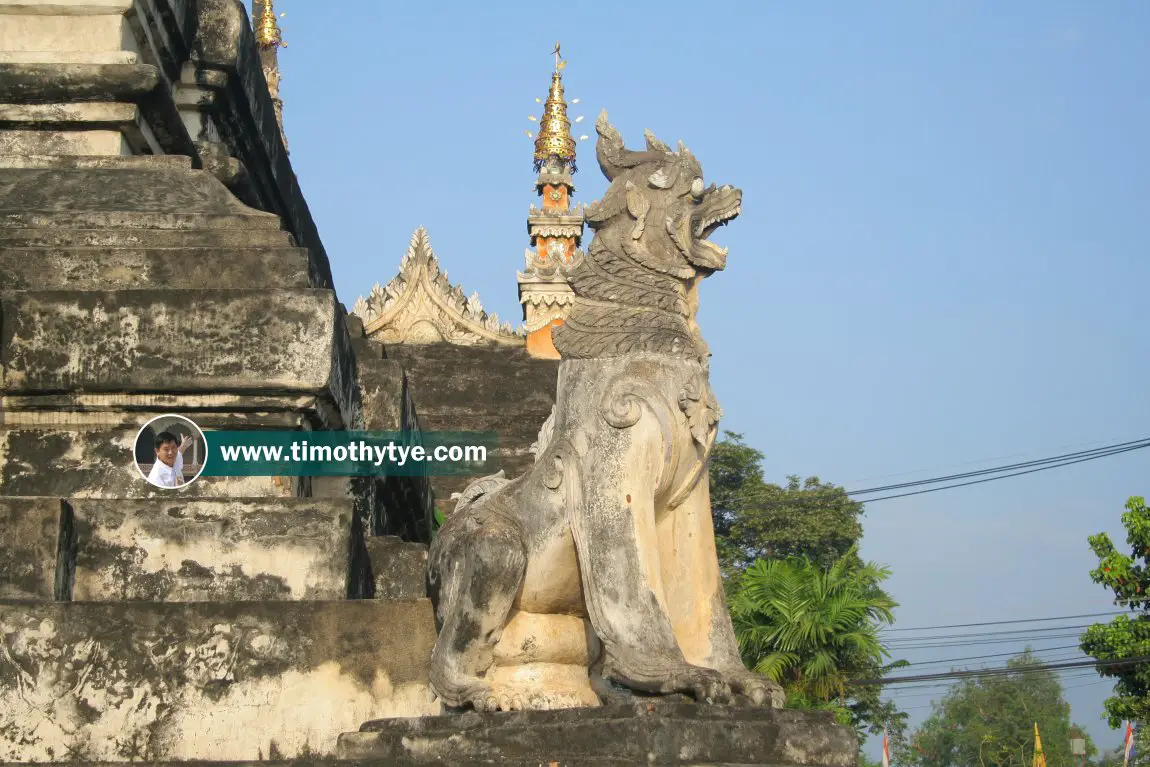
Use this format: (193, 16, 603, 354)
(893, 644, 1083, 668)
(884, 622, 1105, 643)
(716, 438, 1150, 509)
(850, 654, 1150, 686)
(850, 440, 1150, 495)
(855, 443, 1150, 502)
(887, 633, 1091, 650)
(881, 611, 1130, 633)
(845, 434, 1150, 485)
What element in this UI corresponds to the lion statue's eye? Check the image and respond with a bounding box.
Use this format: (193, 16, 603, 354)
(690, 178, 704, 199)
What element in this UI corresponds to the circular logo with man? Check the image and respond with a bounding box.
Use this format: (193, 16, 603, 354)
(134, 414, 208, 489)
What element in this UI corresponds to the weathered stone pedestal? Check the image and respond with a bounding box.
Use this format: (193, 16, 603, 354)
(337, 702, 858, 766)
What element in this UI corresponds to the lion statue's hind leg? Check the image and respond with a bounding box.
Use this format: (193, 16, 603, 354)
(427, 508, 527, 712)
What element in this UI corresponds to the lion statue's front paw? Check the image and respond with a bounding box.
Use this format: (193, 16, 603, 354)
(723, 670, 785, 708)
(669, 665, 735, 705)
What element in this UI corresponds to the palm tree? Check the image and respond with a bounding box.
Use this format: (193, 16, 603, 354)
(730, 544, 899, 704)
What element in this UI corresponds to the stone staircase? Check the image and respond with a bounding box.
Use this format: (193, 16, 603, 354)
(384, 342, 559, 515)
(0, 156, 441, 762)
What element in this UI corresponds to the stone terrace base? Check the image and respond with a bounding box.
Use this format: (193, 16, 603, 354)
(0, 600, 440, 762)
(338, 701, 858, 766)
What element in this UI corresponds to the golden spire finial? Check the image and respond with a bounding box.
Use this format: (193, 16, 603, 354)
(532, 42, 577, 172)
(255, 0, 285, 49)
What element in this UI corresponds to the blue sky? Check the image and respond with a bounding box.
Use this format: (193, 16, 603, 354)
(253, 0, 1149, 755)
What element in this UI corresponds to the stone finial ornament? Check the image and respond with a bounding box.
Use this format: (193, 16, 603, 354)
(427, 113, 782, 712)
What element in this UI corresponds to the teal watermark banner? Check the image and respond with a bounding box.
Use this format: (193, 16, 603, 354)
(200, 431, 498, 477)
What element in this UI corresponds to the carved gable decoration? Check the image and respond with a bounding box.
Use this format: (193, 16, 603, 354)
(353, 228, 525, 346)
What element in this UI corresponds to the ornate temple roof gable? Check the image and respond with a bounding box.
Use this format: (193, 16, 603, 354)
(353, 227, 525, 346)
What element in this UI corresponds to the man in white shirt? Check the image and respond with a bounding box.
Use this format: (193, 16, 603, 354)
(146, 431, 193, 488)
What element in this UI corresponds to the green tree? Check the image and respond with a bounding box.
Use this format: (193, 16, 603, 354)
(710, 431, 864, 579)
(908, 650, 1095, 767)
(1080, 496, 1150, 730)
(730, 545, 906, 742)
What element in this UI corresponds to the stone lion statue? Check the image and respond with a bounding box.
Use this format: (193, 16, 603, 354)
(426, 111, 783, 712)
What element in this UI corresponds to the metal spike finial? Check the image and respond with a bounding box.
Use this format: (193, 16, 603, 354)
(532, 43, 577, 170)
(254, 0, 285, 48)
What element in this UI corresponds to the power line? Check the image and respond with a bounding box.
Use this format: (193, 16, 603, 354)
(884, 669, 1102, 699)
(851, 440, 1150, 495)
(844, 434, 1149, 485)
(895, 644, 1084, 668)
(851, 654, 1150, 686)
(718, 438, 1150, 509)
(881, 611, 1130, 633)
(888, 632, 1089, 650)
(885, 622, 1103, 644)
(858, 443, 1150, 503)
(1061, 677, 1113, 692)
(877, 670, 1105, 700)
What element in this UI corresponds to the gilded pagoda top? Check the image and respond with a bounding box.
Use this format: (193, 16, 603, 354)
(527, 43, 588, 172)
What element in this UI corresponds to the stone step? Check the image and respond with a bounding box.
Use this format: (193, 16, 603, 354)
(0, 421, 308, 499)
(0, 599, 441, 762)
(0, 391, 365, 498)
(0, 496, 366, 602)
(0, 497, 66, 601)
(0, 210, 282, 230)
(77, 497, 359, 601)
(0, 166, 281, 221)
(355, 354, 407, 432)
(343, 311, 365, 339)
(1, 289, 341, 394)
(340, 702, 857, 766)
(0, 63, 159, 103)
(0, 153, 193, 170)
(365, 536, 428, 600)
(0, 246, 312, 291)
(0, 226, 296, 247)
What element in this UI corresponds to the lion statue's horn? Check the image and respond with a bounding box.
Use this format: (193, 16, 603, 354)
(596, 109, 647, 181)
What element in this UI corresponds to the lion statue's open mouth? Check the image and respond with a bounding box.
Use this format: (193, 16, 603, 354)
(688, 183, 742, 270)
